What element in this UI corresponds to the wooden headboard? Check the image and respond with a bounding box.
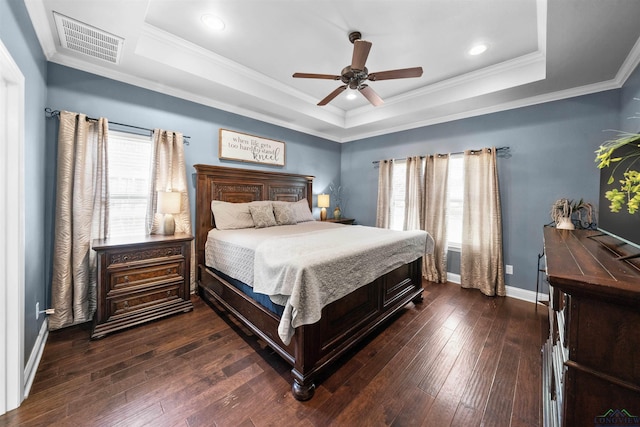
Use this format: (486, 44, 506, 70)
(193, 164, 314, 273)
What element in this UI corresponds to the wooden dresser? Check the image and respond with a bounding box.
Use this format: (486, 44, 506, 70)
(542, 227, 640, 427)
(92, 233, 194, 339)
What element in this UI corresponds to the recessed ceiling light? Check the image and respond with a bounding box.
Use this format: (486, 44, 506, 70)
(201, 14, 225, 31)
(468, 44, 488, 56)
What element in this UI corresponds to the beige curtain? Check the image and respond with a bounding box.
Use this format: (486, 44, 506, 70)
(146, 129, 195, 290)
(376, 160, 394, 228)
(460, 147, 505, 296)
(423, 154, 449, 283)
(404, 156, 424, 231)
(50, 111, 109, 330)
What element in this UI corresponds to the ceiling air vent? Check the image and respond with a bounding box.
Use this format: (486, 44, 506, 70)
(53, 12, 124, 64)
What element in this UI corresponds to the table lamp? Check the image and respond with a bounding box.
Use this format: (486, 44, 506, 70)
(318, 193, 330, 221)
(157, 191, 181, 235)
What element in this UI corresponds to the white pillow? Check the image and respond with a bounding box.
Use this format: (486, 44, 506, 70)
(210, 201, 254, 230)
(291, 198, 314, 222)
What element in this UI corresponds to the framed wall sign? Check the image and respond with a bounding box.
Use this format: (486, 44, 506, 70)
(218, 128, 286, 167)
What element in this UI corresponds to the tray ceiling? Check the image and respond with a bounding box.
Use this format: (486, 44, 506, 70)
(25, 0, 640, 142)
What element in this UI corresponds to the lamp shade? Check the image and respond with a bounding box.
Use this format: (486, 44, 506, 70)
(157, 191, 181, 214)
(318, 194, 330, 208)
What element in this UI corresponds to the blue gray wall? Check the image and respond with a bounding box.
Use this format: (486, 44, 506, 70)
(1, 0, 49, 365)
(340, 90, 621, 292)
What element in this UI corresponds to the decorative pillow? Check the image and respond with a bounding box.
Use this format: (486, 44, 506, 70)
(291, 198, 315, 222)
(273, 203, 297, 225)
(249, 205, 278, 228)
(210, 201, 254, 230)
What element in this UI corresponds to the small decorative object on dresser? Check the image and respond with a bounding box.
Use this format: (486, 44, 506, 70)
(91, 233, 194, 339)
(550, 197, 594, 230)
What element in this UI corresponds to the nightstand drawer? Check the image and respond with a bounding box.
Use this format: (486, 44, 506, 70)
(109, 261, 184, 293)
(107, 283, 182, 320)
(108, 244, 185, 266)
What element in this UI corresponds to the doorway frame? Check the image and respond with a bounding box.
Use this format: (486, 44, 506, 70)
(0, 38, 26, 415)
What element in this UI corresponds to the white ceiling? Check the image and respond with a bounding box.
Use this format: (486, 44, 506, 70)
(25, 0, 640, 143)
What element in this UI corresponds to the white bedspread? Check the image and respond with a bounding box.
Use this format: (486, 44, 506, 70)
(205, 222, 432, 345)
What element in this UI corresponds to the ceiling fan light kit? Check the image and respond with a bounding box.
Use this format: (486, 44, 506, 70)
(293, 31, 423, 107)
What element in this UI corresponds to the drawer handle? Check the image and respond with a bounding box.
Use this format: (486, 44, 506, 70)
(123, 275, 129, 283)
(123, 255, 129, 261)
(123, 300, 129, 309)
(167, 268, 172, 275)
(166, 291, 171, 297)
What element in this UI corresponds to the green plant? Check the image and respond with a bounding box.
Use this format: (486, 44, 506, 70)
(595, 130, 640, 214)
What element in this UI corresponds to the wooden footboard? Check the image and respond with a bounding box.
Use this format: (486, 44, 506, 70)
(198, 258, 423, 400)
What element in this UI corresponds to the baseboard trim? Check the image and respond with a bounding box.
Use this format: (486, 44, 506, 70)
(23, 318, 48, 398)
(445, 272, 547, 304)
(446, 272, 461, 284)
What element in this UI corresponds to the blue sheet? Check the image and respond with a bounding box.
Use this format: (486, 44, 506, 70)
(210, 267, 285, 317)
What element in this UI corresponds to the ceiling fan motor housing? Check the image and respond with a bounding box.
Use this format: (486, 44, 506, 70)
(341, 66, 369, 89)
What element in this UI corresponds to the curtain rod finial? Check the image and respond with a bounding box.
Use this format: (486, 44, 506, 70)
(45, 107, 60, 118)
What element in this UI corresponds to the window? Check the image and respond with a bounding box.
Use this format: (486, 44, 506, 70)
(447, 154, 464, 249)
(389, 159, 406, 231)
(107, 131, 152, 238)
(387, 154, 464, 248)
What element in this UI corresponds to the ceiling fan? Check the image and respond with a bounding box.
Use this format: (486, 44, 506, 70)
(293, 31, 423, 107)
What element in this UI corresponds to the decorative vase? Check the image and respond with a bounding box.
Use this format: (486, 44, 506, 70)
(333, 206, 342, 220)
(556, 216, 575, 230)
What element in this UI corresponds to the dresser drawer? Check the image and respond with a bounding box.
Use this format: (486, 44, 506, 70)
(107, 282, 182, 320)
(109, 261, 184, 294)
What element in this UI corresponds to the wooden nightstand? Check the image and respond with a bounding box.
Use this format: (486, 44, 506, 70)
(324, 218, 355, 225)
(91, 233, 194, 339)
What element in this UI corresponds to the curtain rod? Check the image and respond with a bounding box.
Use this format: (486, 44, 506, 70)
(45, 108, 190, 144)
(372, 146, 510, 165)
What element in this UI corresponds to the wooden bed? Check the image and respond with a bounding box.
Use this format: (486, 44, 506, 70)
(194, 164, 424, 400)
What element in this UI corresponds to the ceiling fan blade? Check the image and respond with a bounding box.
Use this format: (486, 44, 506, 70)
(318, 85, 347, 106)
(368, 67, 423, 81)
(351, 39, 372, 71)
(359, 84, 384, 107)
(292, 73, 341, 80)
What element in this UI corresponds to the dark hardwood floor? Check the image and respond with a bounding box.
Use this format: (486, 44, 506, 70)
(1, 281, 547, 427)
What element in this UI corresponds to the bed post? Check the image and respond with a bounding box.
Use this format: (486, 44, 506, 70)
(292, 377, 315, 401)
